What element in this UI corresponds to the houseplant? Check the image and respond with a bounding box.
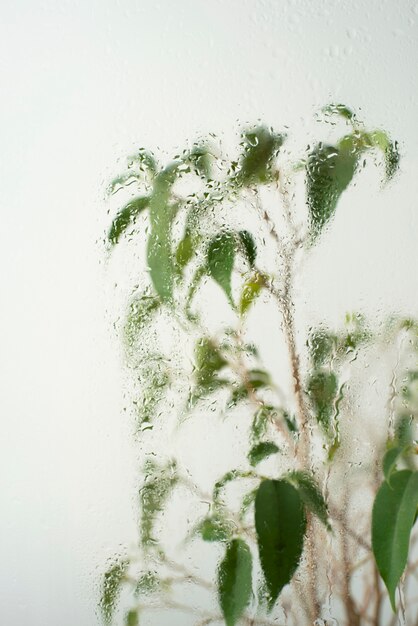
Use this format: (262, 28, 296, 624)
(101, 105, 417, 626)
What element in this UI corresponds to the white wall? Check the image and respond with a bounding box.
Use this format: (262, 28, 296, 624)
(0, 1, 417, 624)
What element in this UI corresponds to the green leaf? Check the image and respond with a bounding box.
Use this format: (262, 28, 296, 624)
(147, 162, 181, 302)
(134, 571, 161, 597)
(139, 460, 178, 546)
(196, 514, 234, 543)
(383, 447, 403, 485)
(229, 370, 271, 407)
(108, 150, 157, 196)
(108, 197, 150, 245)
(306, 129, 399, 240)
(240, 490, 257, 520)
(189, 337, 231, 406)
(255, 479, 306, 609)
(372, 470, 418, 611)
(214, 469, 255, 503)
(193, 337, 227, 394)
(126, 353, 169, 427)
(175, 199, 206, 276)
(238, 230, 257, 267)
(322, 103, 356, 121)
(218, 539, 253, 626)
(248, 441, 280, 466)
(284, 413, 298, 433)
(125, 610, 139, 626)
(207, 232, 236, 303)
(134, 361, 169, 427)
(101, 558, 129, 624)
(251, 406, 272, 441)
(403, 370, 418, 401)
(308, 328, 337, 366)
(108, 172, 139, 195)
(246, 369, 271, 387)
(395, 414, 414, 449)
(327, 438, 341, 462)
(124, 294, 160, 348)
(127, 148, 158, 176)
(306, 140, 357, 240)
(175, 231, 195, 272)
(365, 130, 399, 181)
(286, 471, 330, 530)
(239, 272, 266, 316)
(307, 370, 338, 432)
(384, 139, 400, 181)
(238, 126, 285, 185)
(250, 405, 295, 441)
(185, 265, 206, 321)
(186, 143, 214, 178)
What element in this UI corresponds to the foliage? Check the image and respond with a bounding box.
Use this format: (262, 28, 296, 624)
(101, 106, 418, 626)
(218, 538, 253, 626)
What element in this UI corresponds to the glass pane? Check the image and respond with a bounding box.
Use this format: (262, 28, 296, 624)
(2, 2, 417, 625)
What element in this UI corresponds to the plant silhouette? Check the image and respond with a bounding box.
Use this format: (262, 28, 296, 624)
(101, 105, 418, 626)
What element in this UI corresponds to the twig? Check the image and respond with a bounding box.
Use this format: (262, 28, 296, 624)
(260, 189, 319, 620)
(234, 325, 296, 451)
(161, 555, 213, 591)
(137, 599, 220, 620)
(340, 493, 361, 625)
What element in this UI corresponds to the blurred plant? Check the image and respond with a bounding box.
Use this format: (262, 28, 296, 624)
(100, 105, 418, 626)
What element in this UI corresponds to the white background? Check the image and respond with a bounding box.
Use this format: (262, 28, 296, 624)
(0, 1, 417, 624)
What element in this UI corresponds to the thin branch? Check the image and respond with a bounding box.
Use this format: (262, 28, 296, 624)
(340, 493, 361, 626)
(161, 555, 214, 591)
(233, 326, 296, 451)
(260, 187, 319, 620)
(328, 502, 372, 553)
(136, 599, 220, 620)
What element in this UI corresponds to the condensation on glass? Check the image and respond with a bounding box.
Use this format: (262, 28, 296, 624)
(2, 2, 418, 626)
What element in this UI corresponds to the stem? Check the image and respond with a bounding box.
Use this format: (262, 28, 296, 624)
(340, 496, 361, 626)
(262, 188, 318, 620)
(234, 325, 296, 451)
(371, 560, 382, 626)
(280, 277, 311, 468)
(264, 249, 310, 467)
(328, 499, 371, 553)
(137, 600, 284, 626)
(162, 557, 214, 591)
(303, 514, 321, 620)
(137, 600, 220, 620)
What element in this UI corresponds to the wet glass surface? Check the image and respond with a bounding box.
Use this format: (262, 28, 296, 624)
(1, 2, 418, 625)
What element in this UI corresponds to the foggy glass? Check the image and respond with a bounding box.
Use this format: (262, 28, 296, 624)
(1, 2, 418, 625)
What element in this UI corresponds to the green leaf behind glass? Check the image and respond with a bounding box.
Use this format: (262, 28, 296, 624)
(140, 460, 178, 546)
(191, 337, 228, 402)
(306, 140, 357, 240)
(306, 129, 399, 241)
(248, 441, 280, 466)
(207, 232, 236, 303)
(383, 446, 403, 485)
(125, 610, 139, 626)
(147, 162, 181, 302)
(218, 538, 253, 626)
(124, 294, 160, 348)
(255, 479, 306, 609)
(108, 196, 150, 245)
(239, 272, 266, 316)
(372, 470, 418, 611)
(238, 230, 257, 267)
(101, 559, 128, 624)
(238, 126, 284, 185)
(287, 471, 330, 529)
(196, 513, 234, 543)
(307, 370, 338, 432)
